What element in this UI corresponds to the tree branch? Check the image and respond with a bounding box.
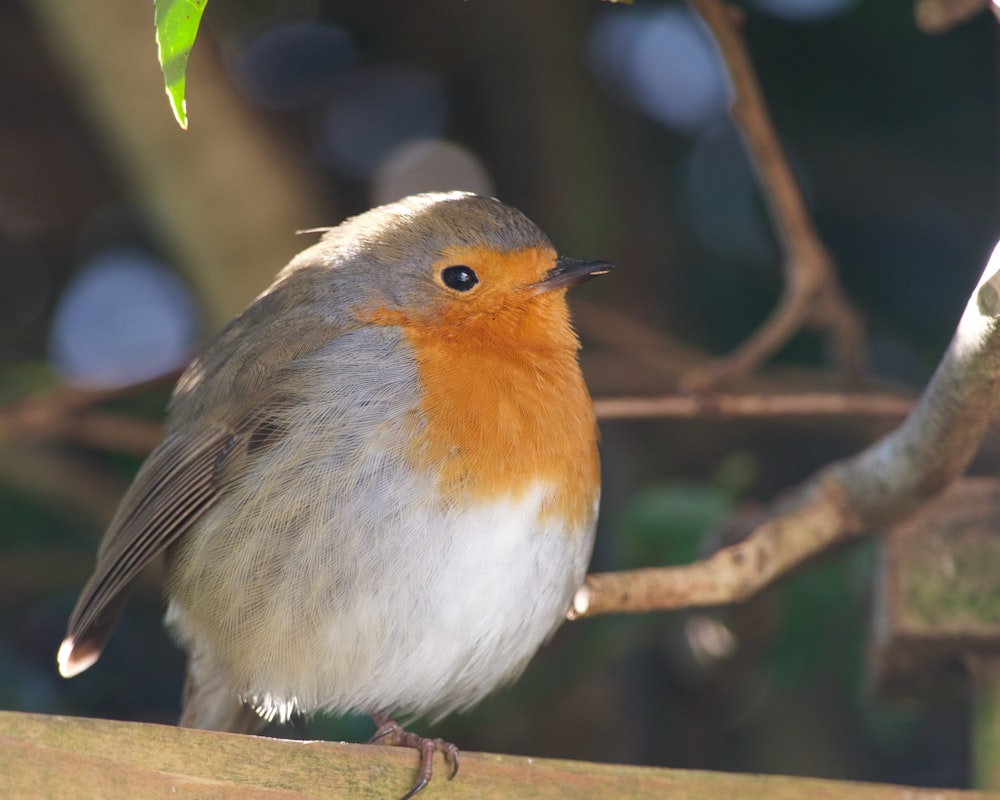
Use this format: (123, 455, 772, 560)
(0, 373, 173, 456)
(574, 236, 1000, 617)
(682, 0, 866, 391)
(915, 0, 993, 33)
(595, 391, 913, 420)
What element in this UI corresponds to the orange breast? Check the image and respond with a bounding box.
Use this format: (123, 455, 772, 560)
(362, 252, 599, 533)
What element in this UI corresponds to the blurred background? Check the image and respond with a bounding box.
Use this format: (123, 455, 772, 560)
(2, 0, 998, 790)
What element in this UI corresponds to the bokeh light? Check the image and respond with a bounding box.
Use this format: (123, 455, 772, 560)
(227, 22, 358, 112)
(371, 138, 494, 206)
(588, 4, 731, 134)
(315, 66, 448, 181)
(48, 250, 197, 388)
(749, 0, 856, 22)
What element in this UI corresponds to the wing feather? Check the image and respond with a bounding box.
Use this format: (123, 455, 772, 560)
(57, 288, 352, 679)
(58, 429, 234, 677)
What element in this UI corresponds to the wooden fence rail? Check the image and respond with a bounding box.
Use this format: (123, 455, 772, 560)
(1, 710, 996, 799)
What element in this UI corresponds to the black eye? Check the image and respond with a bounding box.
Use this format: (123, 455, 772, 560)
(441, 265, 479, 292)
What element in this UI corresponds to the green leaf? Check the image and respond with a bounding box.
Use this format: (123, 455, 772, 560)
(154, 0, 208, 130)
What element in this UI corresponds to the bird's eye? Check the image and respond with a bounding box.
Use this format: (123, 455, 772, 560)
(440, 265, 479, 292)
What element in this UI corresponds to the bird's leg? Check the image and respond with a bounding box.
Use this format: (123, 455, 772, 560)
(369, 712, 460, 800)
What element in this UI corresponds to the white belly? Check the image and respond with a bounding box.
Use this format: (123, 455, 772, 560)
(167, 474, 596, 722)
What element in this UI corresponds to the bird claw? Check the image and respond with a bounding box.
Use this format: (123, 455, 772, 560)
(370, 715, 460, 800)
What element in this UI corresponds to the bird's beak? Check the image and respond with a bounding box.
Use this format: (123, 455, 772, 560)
(535, 257, 614, 291)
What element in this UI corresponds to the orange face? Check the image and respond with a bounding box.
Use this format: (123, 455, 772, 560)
(361, 244, 600, 533)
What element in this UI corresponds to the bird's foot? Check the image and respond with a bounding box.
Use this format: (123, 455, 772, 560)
(369, 713, 460, 800)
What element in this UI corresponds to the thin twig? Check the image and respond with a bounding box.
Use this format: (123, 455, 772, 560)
(0, 372, 175, 456)
(682, 0, 866, 391)
(915, 0, 991, 33)
(573, 236, 1000, 617)
(595, 392, 913, 420)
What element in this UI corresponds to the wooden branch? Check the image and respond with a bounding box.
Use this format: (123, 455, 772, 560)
(0, 711, 993, 799)
(0, 407, 163, 456)
(915, 0, 992, 33)
(682, 0, 866, 391)
(595, 391, 913, 420)
(574, 237, 1000, 617)
(0, 374, 173, 456)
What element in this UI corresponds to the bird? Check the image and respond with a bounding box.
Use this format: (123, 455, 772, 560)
(57, 191, 611, 798)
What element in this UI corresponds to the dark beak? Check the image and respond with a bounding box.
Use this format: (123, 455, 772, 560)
(536, 256, 614, 291)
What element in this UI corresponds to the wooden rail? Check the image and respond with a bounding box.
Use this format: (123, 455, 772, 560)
(0, 710, 995, 799)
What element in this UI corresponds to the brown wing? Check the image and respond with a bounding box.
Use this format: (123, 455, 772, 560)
(57, 427, 237, 678)
(56, 255, 354, 679)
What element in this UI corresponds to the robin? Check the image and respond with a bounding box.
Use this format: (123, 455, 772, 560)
(57, 191, 611, 798)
